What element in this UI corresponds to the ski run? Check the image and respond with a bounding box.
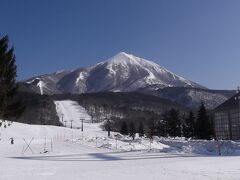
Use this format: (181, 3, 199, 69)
(1, 100, 240, 180)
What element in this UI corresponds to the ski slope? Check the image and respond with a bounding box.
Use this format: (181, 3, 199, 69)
(55, 100, 91, 128)
(54, 100, 108, 138)
(1, 100, 240, 180)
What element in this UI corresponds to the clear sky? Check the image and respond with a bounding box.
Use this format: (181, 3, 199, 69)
(1, 0, 240, 90)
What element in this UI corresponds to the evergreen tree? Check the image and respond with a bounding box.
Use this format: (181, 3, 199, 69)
(165, 109, 181, 138)
(129, 121, 136, 140)
(182, 111, 195, 139)
(147, 118, 155, 139)
(156, 119, 167, 137)
(0, 35, 24, 119)
(138, 121, 144, 137)
(106, 119, 111, 137)
(120, 120, 128, 135)
(195, 102, 212, 140)
(208, 114, 215, 139)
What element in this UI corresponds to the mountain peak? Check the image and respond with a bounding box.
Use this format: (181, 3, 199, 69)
(116, 51, 130, 56)
(24, 52, 206, 95)
(108, 52, 135, 63)
(106, 52, 154, 68)
(106, 52, 167, 72)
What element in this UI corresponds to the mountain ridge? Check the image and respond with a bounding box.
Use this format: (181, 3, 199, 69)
(23, 52, 206, 94)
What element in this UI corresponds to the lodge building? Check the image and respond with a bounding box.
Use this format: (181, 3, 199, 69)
(214, 92, 240, 140)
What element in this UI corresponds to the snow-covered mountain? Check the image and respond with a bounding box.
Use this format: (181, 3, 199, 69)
(24, 70, 72, 94)
(23, 52, 205, 94)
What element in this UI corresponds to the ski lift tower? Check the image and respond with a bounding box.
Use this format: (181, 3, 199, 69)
(70, 120, 74, 129)
(61, 113, 64, 122)
(80, 118, 84, 132)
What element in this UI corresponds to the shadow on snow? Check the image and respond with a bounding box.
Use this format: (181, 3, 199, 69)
(9, 151, 209, 162)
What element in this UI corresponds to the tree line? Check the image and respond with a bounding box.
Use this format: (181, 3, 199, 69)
(104, 102, 214, 140)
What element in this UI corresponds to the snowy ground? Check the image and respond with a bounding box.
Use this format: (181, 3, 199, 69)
(1, 100, 240, 180)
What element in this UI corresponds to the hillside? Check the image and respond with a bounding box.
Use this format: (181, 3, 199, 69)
(53, 92, 189, 123)
(138, 86, 235, 109)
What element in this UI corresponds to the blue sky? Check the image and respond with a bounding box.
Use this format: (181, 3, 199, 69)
(1, 0, 240, 90)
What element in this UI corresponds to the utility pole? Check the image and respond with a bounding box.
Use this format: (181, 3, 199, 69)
(44, 137, 47, 152)
(150, 138, 153, 151)
(96, 136, 98, 147)
(107, 119, 111, 137)
(80, 118, 84, 132)
(51, 139, 53, 152)
(70, 120, 74, 129)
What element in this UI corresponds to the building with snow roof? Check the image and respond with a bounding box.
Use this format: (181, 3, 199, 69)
(214, 92, 240, 140)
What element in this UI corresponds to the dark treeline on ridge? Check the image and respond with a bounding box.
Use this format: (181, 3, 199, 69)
(103, 102, 214, 140)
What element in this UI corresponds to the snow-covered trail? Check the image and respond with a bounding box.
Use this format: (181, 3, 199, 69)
(55, 100, 92, 128)
(54, 100, 107, 137)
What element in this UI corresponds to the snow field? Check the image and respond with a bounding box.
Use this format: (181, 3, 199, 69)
(1, 100, 240, 179)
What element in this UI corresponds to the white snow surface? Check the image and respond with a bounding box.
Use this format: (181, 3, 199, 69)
(37, 80, 46, 95)
(26, 78, 47, 95)
(54, 100, 92, 128)
(26, 77, 41, 84)
(103, 52, 194, 86)
(1, 100, 240, 180)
